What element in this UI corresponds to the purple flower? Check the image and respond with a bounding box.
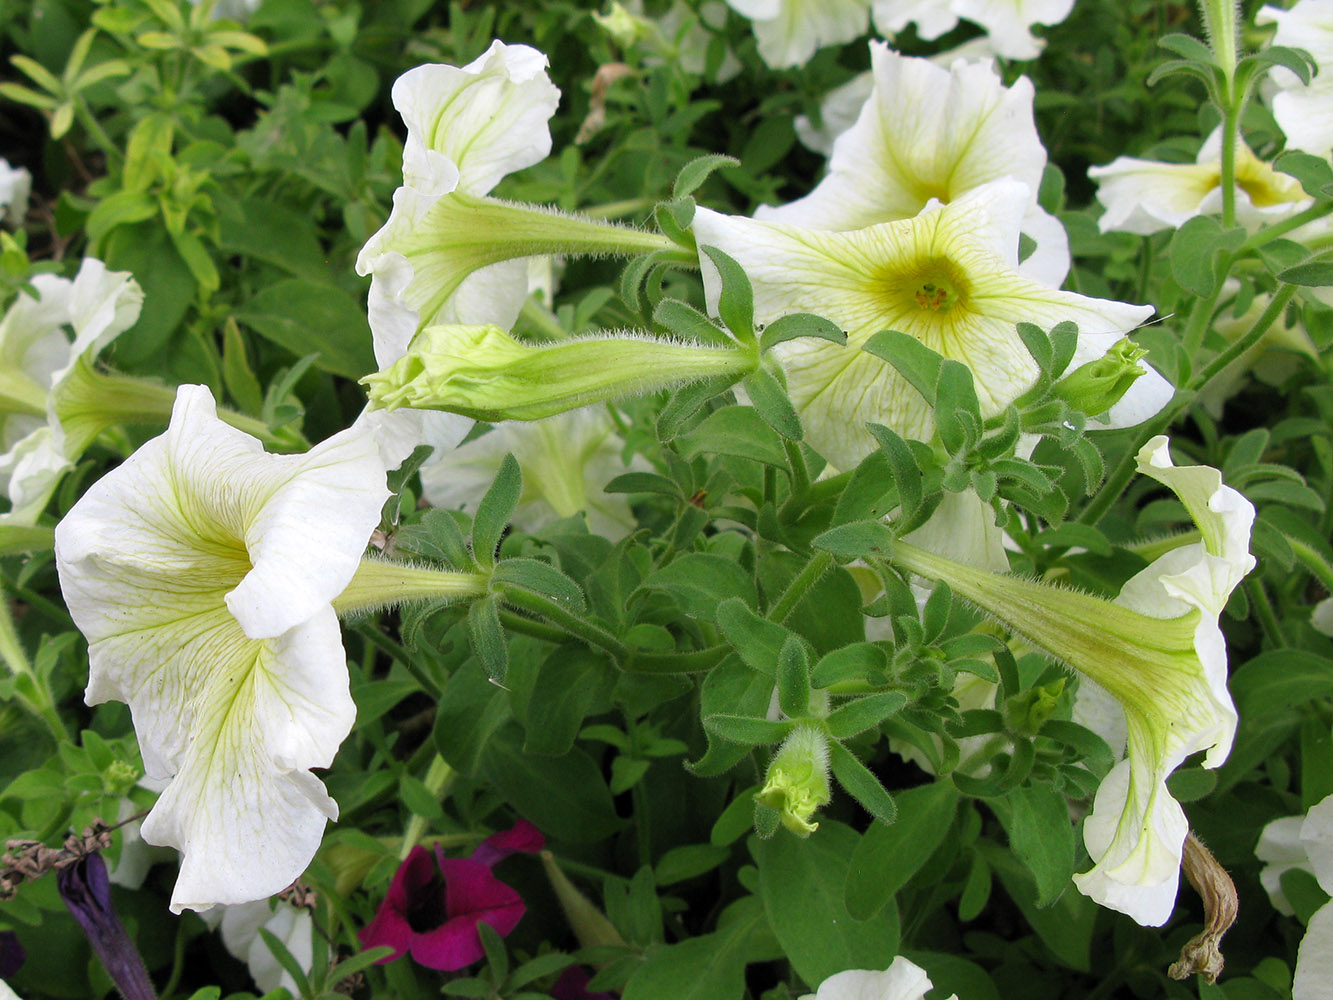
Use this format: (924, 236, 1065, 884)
(0, 930, 24, 979)
(359, 820, 544, 971)
(57, 854, 156, 1000)
(551, 965, 616, 1000)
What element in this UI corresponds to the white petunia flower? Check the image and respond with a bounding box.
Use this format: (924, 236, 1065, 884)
(419, 407, 651, 540)
(0, 159, 31, 228)
(1088, 129, 1310, 235)
(55, 385, 390, 912)
(725, 0, 872, 69)
(872, 0, 1074, 59)
(357, 40, 561, 368)
(1258, 0, 1333, 157)
(762, 44, 1069, 285)
(204, 899, 314, 994)
(893, 437, 1255, 926)
(798, 956, 958, 1000)
(1313, 596, 1333, 636)
(1255, 795, 1333, 1000)
(0, 259, 143, 524)
(693, 180, 1162, 470)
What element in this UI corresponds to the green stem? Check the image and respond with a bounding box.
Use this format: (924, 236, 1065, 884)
(625, 644, 729, 674)
(497, 609, 570, 645)
(354, 625, 443, 700)
(783, 440, 810, 497)
(1219, 102, 1239, 230)
(333, 559, 489, 616)
(768, 551, 833, 622)
(399, 756, 456, 860)
(1240, 200, 1333, 252)
(0, 596, 66, 740)
(1248, 579, 1286, 648)
(494, 584, 631, 661)
(1079, 284, 1297, 526)
(74, 98, 122, 163)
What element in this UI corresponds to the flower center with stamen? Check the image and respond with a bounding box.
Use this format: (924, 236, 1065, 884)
(875, 256, 971, 319)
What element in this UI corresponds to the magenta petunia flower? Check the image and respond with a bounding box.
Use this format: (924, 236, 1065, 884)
(359, 820, 544, 970)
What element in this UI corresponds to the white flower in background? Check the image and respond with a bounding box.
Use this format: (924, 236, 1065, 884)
(419, 407, 651, 539)
(693, 180, 1163, 471)
(204, 899, 314, 994)
(0, 159, 31, 228)
(0, 258, 143, 525)
(762, 44, 1069, 286)
(1314, 596, 1333, 636)
(894, 438, 1255, 926)
(597, 1, 742, 80)
(55, 385, 389, 912)
(724, 0, 871, 69)
(1257, 0, 1333, 157)
(872, 0, 1074, 59)
(1088, 129, 1310, 235)
(1256, 795, 1333, 999)
(1073, 440, 1254, 924)
(357, 40, 561, 368)
(798, 956, 958, 1000)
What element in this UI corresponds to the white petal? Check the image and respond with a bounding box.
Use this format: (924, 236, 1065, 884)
(0, 425, 70, 524)
(1273, 78, 1333, 158)
(1073, 759, 1186, 926)
(729, 0, 871, 68)
(871, 0, 959, 39)
(794, 71, 874, 156)
(393, 41, 560, 197)
(55, 258, 143, 388)
(760, 47, 1048, 232)
(1017, 205, 1071, 287)
(1313, 596, 1333, 637)
(802, 956, 953, 1000)
(1256, 814, 1313, 915)
(0, 159, 31, 228)
(55, 385, 379, 911)
(952, 0, 1075, 59)
(1301, 794, 1333, 894)
(1295, 902, 1333, 1000)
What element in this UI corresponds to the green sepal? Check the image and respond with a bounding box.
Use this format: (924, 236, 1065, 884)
(471, 453, 521, 568)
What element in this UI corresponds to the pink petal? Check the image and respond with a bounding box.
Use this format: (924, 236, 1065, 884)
(471, 819, 545, 867)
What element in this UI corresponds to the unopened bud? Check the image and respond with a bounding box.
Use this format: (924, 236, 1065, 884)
(1003, 678, 1066, 736)
(361, 324, 753, 422)
(756, 724, 831, 837)
(1052, 338, 1148, 417)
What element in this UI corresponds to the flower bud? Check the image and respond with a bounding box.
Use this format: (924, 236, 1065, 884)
(756, 723, 831, 837)
(1051, 338, 1148, 417)
(361, 324, 754, 422)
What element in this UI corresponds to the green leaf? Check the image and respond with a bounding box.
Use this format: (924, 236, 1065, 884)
(400, 772, 445, 821)
(844, 782, 959, 919)
(988, 847, 1096, 971)
(715, 597, 788, 676)
(993, 785, 1077, 907)
(824, 692, 907, 739)
(754, 820, 901, 987)
(494, 557, 587, 613)
(1169, 216, 1244, 298)
(653, 297, 732, 347)
(827, 740, 896, 823)
(862, 330, 943, 405)
(217, 197, 336, 282)
(433, 658, 511, 777)
(257, 928, 312, 998)
(672, 153, 741, 199)
(468, 596, 508, 683)
(638, 553, 758, 621)
(603, 471, 683, 500)
(865, 423, 928, 528)
(104, 221, 195, 363)
(1279, 261, 1333, 287)
(1156, 32, 1215, 62)
(1016, 322, 1054, 377)
(621, 898, 758, 1000)
(654, 843, 732, 885)
(121, 111, 175, 192)
(471, 453, 521, 567)
(811, 643, 889, 687)
(522, 646, 615, 756)
(235, 278, 377, 379)
(1274, 150, 1333, 198)
(831, 451, 897, 526)
(480, 724, 623, 843)
(656, 376, 739, 440)
(775, 636, 812, 718)
(741, 366, 802, 441)
(704, 714, 794, 746)
(677, 404, 788, 466)
(759, 312, 846, 352)
(1231, 649, 1333, 717)
(812, 519, 896, 560)
(221, 319, 264, 415)
(700, 245, 755, 345)
(688, 655, 774, 776)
